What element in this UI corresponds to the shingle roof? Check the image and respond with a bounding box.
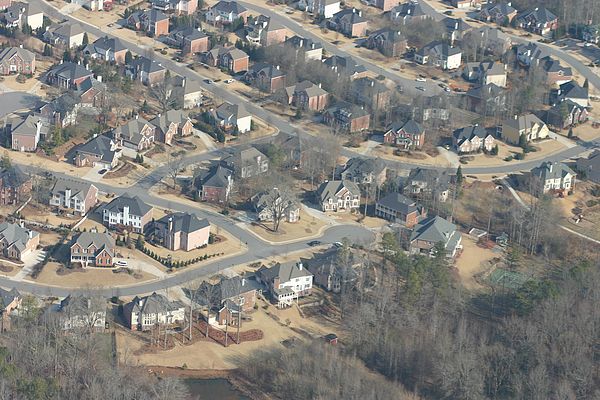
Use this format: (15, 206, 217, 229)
(211, 0, 247, 14)
(377, 193, 419, 214)
(333, 8, 366, 24)
(102, 194, 152, 217)
(503, 113, 545, 131)
(558, 81, 588, 100)
(113, 117, 154, 146)
(74, 134, 117, 163)
(285, 35, 323, 50)
(72, 231, 115, 255)
(127, 292, 184, 316)
(157, 212, 209, 234)
(531, 161, 575, 181)
(92, 36, 126, 52)
(48, 21, 84, 38)
(248, 62, 286, 78)
(0, 47, 35, 65)
(481, 1, 516, 16)
(150, 109, 189, 133)
(48, 62, 93, 82)
(316, 180, 360, 203)
(518, 7, 557, 24)
(0, 287, 20, 309)
(390, 2, 427, 18)
(323, 55, 367, 77)
(195, 164, 233, 189)
(0, 166, 29, 189)
(130, 56, 165, 74)
(258, 261, 312, 283)
(0, 222, 37, 252)
(453, 125, 488, 141)
(340, 157, 386, 178)
(410, 215, 458, 243)
(51, 178, 94, 200)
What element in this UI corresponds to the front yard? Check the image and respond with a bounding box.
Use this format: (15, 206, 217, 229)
(247, 210, 328, 243)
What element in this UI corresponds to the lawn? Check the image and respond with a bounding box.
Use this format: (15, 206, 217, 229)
(21, 203, 80, 228)
(247, 210, 328, 243)
(455, 236, 500, 290)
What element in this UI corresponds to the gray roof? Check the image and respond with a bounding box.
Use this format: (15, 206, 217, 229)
(0, 222, 38, 252)
(286, 80, 328, 98)
(558, 81, 588, 100)
(340, 157, 386, 178)
(214, 102, 250, 123)
(195, 164, 233, 189)
(377, 193, 419, 214)
(59, 295, 106, 317)
(156, 212, 209, 234)
(325, 101, 369, 119)
(406, 168, 451, 190)
(47, 21, 84, 38)
(102, 194, 152, 217)
(10, 114, 44, 137)
(74, 134, 117, 163)
(252, 188, 300, 212)
(390, 2, 428, 18)
(113, 117, 154, 146)
(0, 166, 29, 189)
(130, 56, 165, 74)
(333, 8, 367, 24)
(517, 7, 557, 24)
(410, 215, 458, 244)
(442, 17, 471, 33)
(72, 231, 115, 255)
(248, 62, 286, 78)
(285, 35, 322, 50)
(76, 76, 107, 94)
(126, 292, 184, 316)
(150, 109, 189, 133)
(323, 55, 367, 77)
(466, 83, 504, 100)
(316, 180, 360, 203)
(48, 62, 93, 83)
(91, 36, 126, 53)
(418, 40, 461, 57)
(453, 125, 488, 141)
(0, 287, 20, 309)
(368, 27, 406, 43)
(531, 161, 575, 181)
(211, 0, 247, 14)
(503, 113, 545, 131)
(51, 178, 95, 201)
(258, 261, 312, 283)
(577, 150, 600, 183)
(481, 1, 516, 16)
(387, 119, 423, 135)
(222, 146, 268, 168)
(540, 56, 571, 74)
(0, 47, 35, 65)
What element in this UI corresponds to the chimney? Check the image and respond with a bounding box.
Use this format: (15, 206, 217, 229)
(311, 43, 315, 49)
(407, 8, 411, 14)
(19, 220, 24, 228)
(65, 188, 72, 202)
(370, 80, 374, 87)
(96, 75, 102, 82)
(297, 262, 303, 271)
(276, 65, 280, 70)
(318, 82, 321, 88)
(168, 217, 173, 232)
(507, 2, 511, 6)
(358, 10, 362, 17)
(135, 114, 139, 120)
(28, 230, 33, 239)
(19, 44, 23, 49)
(549, 163, 553, 173)
(514, 115, 518, 120)
(455, 22, 459, 30)
(242, 278, 246, 286)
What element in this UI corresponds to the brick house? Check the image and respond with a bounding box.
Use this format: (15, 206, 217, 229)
(198, 276, 260, 325)
(203, 46, 249, 74)
(72, 134, 121, 170)
(43, 22, 86, 49)
(150, 109, 193, 145)
(330, 8, 368, 38)
(211, 102, 252, 133)
(150, 0, 197, 15)
(337, 157, 387, 185)
(76, 76, 108, 109)
(123, 293, 185, 330)
(0, 47, 35, 75)
(478, 2, 517, 24)
(46, 62, 94, 89)
(101, 195, 153, 233)
(244, 63, 286, 93)
(323, 55, 368, 80)
(128, 9, 169, 37)
(409, 216, 462, 258)
(351, 77, 391, 112)
(113, 116, 156, 152)
(126, 56, 166, 86)
(246, 15, 289, 47)
(194, 164, 233, 204)
(323, 101, 370, 133)
(452, 125, 495, 153)
(516, 7, 558, 38)
(151, 212, 210, 251)
(544, 100, 589, 130)
(168, 28, 209, 55)
(50, 179, 98, 216)
(0, 167, 31, 206)
(9, 114, 46, 152)
(315, 180, 361, 212)
(366, 28, 407, 57)
(256, 261, 313, 308)
(221, 146, 269, 179)
(383, 119, 425, 150)
(70, 231, 115, 267)
(375, 193, 426, 227)
(0, 222, 39, 261)
(84, 37, 128, 64)
(284, 80, 329, 111)
(285, 35, 323, 61)
(389, 2, 429, 24)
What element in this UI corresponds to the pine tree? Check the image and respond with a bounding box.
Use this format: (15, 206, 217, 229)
(568, 127, 574, 138)
(0, 152, 11, 170)
(125, 50, 133, 65)
(82, 32, 89, 46)
(583, 78, 589, 89)
(456, 165, 463, 186)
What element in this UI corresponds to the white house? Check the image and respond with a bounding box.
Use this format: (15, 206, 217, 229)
(101, 195, 152, 233)
(530, 161, 575, 195)
(315, 180, 361, 212)
(300, 0, 340, 18)
(123, 292, 186, 331)
(415, 41, 462, 70)
(256, 261, 313, 308)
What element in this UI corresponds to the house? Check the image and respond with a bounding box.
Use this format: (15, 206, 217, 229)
(442, 17, 472, 44)
(205, 0, 248, 25)
(415, 41, 462, 70)
(178, 78, 204, 109)
(150, 0, 198, 15)
(284, 80, 329, 111)
(516, 42, 549, 67)
(70, 230, 115, 267)
(302, 248, 361, 292)
(0, 47, 35, 76)
(194, 164, 233, 203)
(300, 0, 340, 19)
(544, 100, 589, 130)
(582, 24, 600, 44)
(412, 95, 450, 123)
(539, 56, 573, 86)
(315, 180, 361, 212)
(383, 119, 425, 150)
(477, 1, 517, 24)
(323, 55, 368, 80)
(409, 215, 462, 257)
(0, 288, 21, 320)
(43, 22, 85, 48)
(54, 295, 106, 332)
(149, 109, 193, 145)
(554, 81, 589, 108)
(450, 0, 477, 8)
(9, 114, 46, 152)
(221, 146, 269, 179)
(50, 179, 98, 216)
(244, 63, 286, 93)
(202, 276, 260, 325)
(285, 35, 323, 61)
(323, 101, 370, 133)
(329, 8, 368, 38)
(576, 150, 600, 184)
(336, 157, 387, 185)
(501, 113, 550, 144)
(167, 28, 209, 55)
(465, 83, 507, 115)
(75, 76, 108, 109)
(126, 56, 166, 86)
(46, 62, 94, 89)
(84, 37, 128, 64)
(530, 161, 575, 195)
(262, 133, 305, 168)
(123, 292, 185, 330)
(113, 116, 156, 152)
(350, 77, 391, 112)
(246, 15, 288, 47)
(38, 92, 80, 128)
(404, 167, 452, 202)
(101, 194, 153, 232)
(2, 2, 43, 30)
(366, 28, 407, 58)
(152, 212, 210, 251)
(203, 46, 249, 73)
(467, 26, 512, 57)
(127, 9, 169, 37)
(256, 261, 313, 308)
(376, 193, 426, 227)
(211, 102, 252, 133)
(252, 188, 301, 224)
(516, 7, 558, 38)
(0, 222, 39, 261)
(453, 125, 495, 154)
(71, 134, 121, 169)
(389, 1, 429, 23)
(462, 61, 507, 87)
(0, 166, 31, 206)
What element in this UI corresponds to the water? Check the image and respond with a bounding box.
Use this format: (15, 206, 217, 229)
(185, 378, 251, 400)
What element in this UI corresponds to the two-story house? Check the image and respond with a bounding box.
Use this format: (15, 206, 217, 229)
(409, 215, 462, 257)
(221, 147, 269, 179)
(113, 116, 156, 152)
(452, 125, 495, 153)
(126, 56, 166, 86)
(336, 157, 387, 186)
(375, 193, 426, 228)
(414, 41, 462, 70)
(0, 222, 39, 261)
(46, 62, 94, 89)
(383, 119, 425, 150)
(151, 212, 210, 251)
(329, 8, 368, 38)
(50, 179, 98, 216)
(127, 9, 170, 37)
(0, 166, 31, 206)
(530, 161, 575, 196)
(244, 63, 287, 93)
(256, 261, 313, 308)
(501, 113, 550, 145)
(205, 0, 248, 25)
(123, 292, 185, 330)
(366, 28, 407, 57)
(283, 80, 329, 111)
(252, 188, 301, 224)
(211, 102, 252, 133)
(477, 2, 517, 24)
(246, 15, 289, 47)
(516, 7, 558, 38)
(194, 164, 234, 204)
(149, 109, 193, 145)
(70, 230, 115, 267)
(101, 194, 153, 232)
(72, 134, 122, 170)
(84, 36, 128, 64)
(323, 101, 370, 133)
(0, 46, 35, 76)
(404, 168, 452, 203)
(315, 180, 361, 212)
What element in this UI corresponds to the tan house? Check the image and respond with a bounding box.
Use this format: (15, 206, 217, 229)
(151, 212, 210, 251)
(0, 222, 39, 261)
(452, 125, 495, 154)
(315, 180, 361, 212)
(502, 114, 550, 145)
(113, 117, 156, 152)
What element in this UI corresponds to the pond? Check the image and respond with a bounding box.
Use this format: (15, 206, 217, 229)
(185, 378, 251, 400)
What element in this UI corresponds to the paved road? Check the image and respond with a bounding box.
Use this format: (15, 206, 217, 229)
(0, 92, 41, 118)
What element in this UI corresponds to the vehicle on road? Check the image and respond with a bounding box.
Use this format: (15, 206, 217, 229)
(98, 169, 107, 174)
(308, 240, 322, 246)
(333, 242, 343, 248)
(416, 77, 427, 82)
(107, 23, 114, 27)
(204, 79, 213, 84)
(224, 79, 235, 84)
(115, 260, 128, 267)
(416, 86, 426, 91)
(444, 87, 451, 92)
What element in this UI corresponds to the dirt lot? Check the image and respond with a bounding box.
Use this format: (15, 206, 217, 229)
(26, 262, 157, 288)
(5, 150, 91, 178)
(21, 203, 80, 228)
(369, 144, 452, 167)
(455, 236, 499, 290)
(557, 181, 600, 240)
(247, 210, 328, 243)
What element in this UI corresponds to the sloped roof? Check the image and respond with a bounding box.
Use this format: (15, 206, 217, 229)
(453, 125, 488, 141)
(90, 36, 126, 53)
(341, 157, 386, 178)
(72, 231, 115, 254)
(0, 166, 29, 189)
(102, 194, 152, 216)
(410, 215, 457, 243)
(503, 113, 545, 131)
(481, 1, 516, 16)
(128, 292, 184, 316)
(74, 134, 116, 163)
(248, 62, 285, 78)
(559, 81, 588, 100)
(48, 21, 84, 38)
(377, 193, 419, 214)
(518, 7, 557, 24)
(0, 47, 35, 64)
(258, 261, 312, 283)
(195, 164, 233, 189)
(316, 180, 360, 203)
(150, 109, 189, 133)
(0, 222, 37, 252)
(285, 35, 322, 50)
(0, 287, 20, 309)
(323, 55, 367, 77)
(113, 117, 154, 146)
(48, 62, 93, 82)
(211, 0, 247, 14)
(51, 178, 95, 200)
(130, 56, 165, 74)
(531, 161, 575, 181)
(390, 2, 427, 18)
(333, 8, 366, 24)
(157, 212, 209, 234)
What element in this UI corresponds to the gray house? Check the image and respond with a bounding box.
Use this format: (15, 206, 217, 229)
(409, 215, 462, 257)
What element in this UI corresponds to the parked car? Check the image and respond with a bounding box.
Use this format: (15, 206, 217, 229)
(308, 240, 322, 247)
(98, 169, 107, 174)
(115, 260, 128, 266)
(416, 77, 427, 82)
(224, 79, 235, 84)
(204, 79, 213, 84)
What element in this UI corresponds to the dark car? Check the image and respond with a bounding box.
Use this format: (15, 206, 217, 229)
(98, 169, 107, 174)
(307, 240, 322, 246)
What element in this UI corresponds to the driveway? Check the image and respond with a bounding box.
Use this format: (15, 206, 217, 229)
(13, 249, 46, 281)
(113, 257, 167, 278)
(0, 92, 41, 118)
(83, 165, 106, 182)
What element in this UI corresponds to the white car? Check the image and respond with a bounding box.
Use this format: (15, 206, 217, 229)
(224, 79, 235, 84)
(115, 260, 128, 267)
(416, 77, 427, 82)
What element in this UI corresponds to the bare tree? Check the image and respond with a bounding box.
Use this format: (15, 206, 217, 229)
(151, 79, 176, 113)
(165, 151, 185, 189)
(198, 281, 218, 338)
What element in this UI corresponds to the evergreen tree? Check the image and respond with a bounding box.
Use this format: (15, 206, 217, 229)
(518, 133, 528, 149)
(568, 127, 574, 138)
(62, 50, 71, 62)
(583, 78, 589, 89)
(456, 165, 463, 186)
(0, 152, 11, 170)
(125, 50, 133, 65)
(82, 32, 89, 46)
